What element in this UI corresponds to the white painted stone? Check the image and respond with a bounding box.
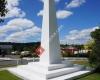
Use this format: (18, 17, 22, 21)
(40, 0, 61, 65)
(49, 71, 90, 80)
(8, 65, 90, 80)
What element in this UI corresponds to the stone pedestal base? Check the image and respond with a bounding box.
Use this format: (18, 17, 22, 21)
(8, 60, 90, 80)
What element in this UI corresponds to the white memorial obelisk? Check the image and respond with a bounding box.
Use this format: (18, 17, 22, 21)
(8, 0, 90, 79)
(40, 0, 61, 65)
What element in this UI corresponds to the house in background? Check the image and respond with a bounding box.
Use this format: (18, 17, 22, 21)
(61, 46, 78, 56)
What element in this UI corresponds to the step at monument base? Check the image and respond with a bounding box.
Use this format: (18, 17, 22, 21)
(8, 62, 90, 80)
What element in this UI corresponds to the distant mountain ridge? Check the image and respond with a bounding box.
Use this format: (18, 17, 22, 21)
(0, 42, 40, 45)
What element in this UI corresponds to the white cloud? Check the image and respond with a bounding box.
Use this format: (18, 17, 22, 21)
(37, 10, 73, 19)
(0, 18, 34, 33)
(4, 27, 41, 42)
(0, 33, 7, 42)
(37, 10, 43, 16)
(67, 0, 86, 8)
(61, 27, 99, 44)
(0, 18, 41, 42)
(56, 10, 73, 19)
(0, 0, 25, 19)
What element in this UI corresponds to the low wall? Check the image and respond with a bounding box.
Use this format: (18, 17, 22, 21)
(0, 59, 28, 67)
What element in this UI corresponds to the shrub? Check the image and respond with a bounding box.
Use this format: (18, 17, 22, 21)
(89, 28, 100, 72)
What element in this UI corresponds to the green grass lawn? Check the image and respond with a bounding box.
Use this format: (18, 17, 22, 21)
(78, 73, 100, 80)
(73, 60, 100, 80)
(73, 60, 90, 67)
(0, 70, 22, 80)
(0, 64, 17, 68)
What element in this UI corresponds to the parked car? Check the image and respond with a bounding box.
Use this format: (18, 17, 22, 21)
(20, 51, 32, 57)
(11, 51, 20, 55)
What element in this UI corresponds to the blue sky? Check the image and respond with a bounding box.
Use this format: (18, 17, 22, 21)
(0, 0, 100, 44)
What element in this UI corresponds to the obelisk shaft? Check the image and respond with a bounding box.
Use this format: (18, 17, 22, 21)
(40, 0, 61, 65)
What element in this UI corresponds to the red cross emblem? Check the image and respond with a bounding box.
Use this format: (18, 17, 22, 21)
(35, 46, 45, 56)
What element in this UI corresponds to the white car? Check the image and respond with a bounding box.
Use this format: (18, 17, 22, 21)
(11, 51, 19, 55)
(21, 51, 30, 56)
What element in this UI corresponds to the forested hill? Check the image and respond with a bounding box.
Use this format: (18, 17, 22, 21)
(0, 42, 40, 46)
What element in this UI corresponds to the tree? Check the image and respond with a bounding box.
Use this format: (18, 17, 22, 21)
(89, 28, 100, 72)
(84, 39, 94, 50)
(0, 0, 8, 22)
(73, 44, 84, 50)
